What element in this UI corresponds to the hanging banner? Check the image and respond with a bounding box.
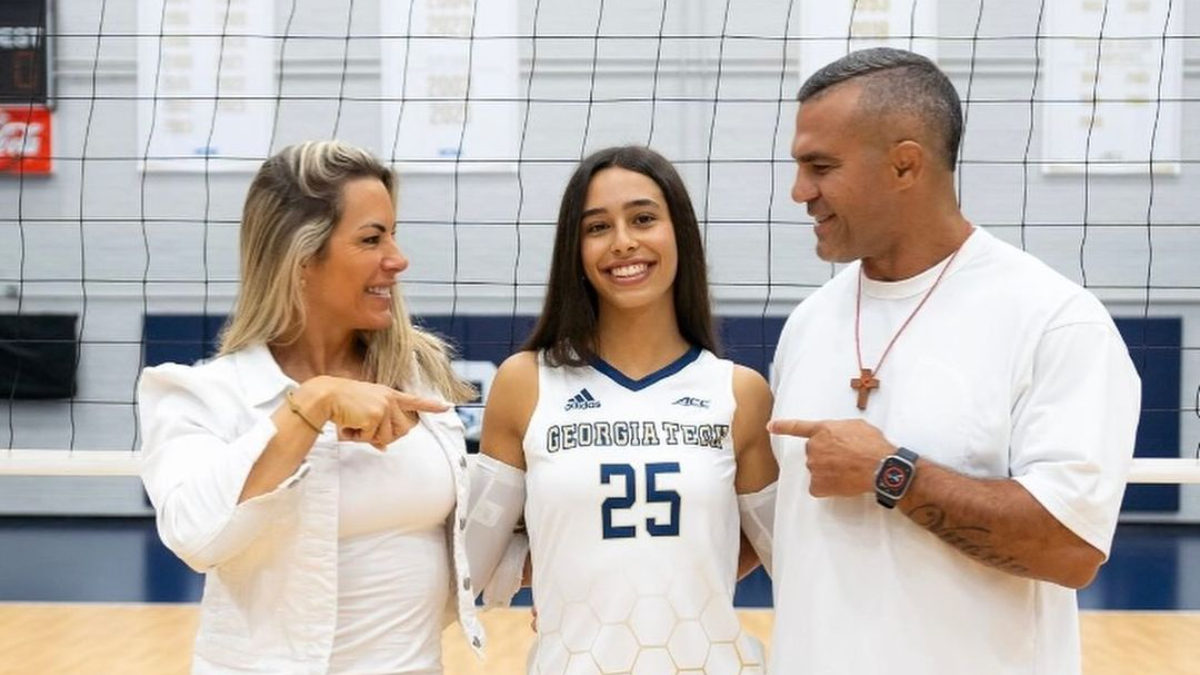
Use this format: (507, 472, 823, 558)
(381, 0, 518, 172)
(0, 106, 51, 175)
(798, 0, 938, 87)
(137, 0, 275, 172)
(1043, 1, 1182, 174)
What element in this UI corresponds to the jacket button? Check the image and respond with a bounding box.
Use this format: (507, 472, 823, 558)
(459, 517, 467, 530)
(463, 577, 471, 590)
(459, 457, 468, 469)
(472, 635, 482, 648)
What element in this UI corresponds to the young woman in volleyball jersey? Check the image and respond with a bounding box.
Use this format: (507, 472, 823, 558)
(466, 146, 779, 675)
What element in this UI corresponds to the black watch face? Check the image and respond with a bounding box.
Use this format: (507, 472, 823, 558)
(875, 457, 915, 498)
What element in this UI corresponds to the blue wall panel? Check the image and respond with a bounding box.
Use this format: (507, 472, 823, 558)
(143, 314, 1181, 513)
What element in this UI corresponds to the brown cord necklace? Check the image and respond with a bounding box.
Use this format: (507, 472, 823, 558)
(851, 245, 965, 410)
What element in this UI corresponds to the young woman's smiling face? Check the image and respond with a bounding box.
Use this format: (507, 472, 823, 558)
(579, 167, 679, 316)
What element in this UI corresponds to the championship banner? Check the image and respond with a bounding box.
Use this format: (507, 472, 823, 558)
(0, 106, 51, 175)
(381, 0, 518, 172)
(798, 0, 937, 87)
(1043, 0, 1183, 174)
(136, 0, 275, 172)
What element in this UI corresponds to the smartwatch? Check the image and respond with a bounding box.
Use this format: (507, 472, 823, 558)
(874, 447, 919, 509)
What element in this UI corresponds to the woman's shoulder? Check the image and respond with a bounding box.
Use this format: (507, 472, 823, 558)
(138, 346, 271, 411)
(496, 350, 540, 380)
(730, 362, 772, 407)
(698, 350, 763, 383)
(141, 351, 240, 390)
(487, 351, 540, 415)
(492, 345, 540, 389)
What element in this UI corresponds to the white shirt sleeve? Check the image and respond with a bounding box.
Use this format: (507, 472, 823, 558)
(1010, 318, 1141, 558)
(139, 363, 307, 571)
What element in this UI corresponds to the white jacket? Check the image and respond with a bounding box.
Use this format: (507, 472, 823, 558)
(138, 344, 484, 675)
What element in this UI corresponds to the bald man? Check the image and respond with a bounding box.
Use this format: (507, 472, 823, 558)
(767, 48, 1141, 675)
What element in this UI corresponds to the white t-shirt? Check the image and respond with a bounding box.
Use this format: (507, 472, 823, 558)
(523, 348, 765, 675)
(330, 422, 456, 675)
(770, 228, 1140, 675)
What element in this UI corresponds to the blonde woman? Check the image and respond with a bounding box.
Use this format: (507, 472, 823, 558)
(139, 141, 484, 675)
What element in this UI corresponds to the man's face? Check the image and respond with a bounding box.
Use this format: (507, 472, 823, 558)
(790, 84, 897, 264)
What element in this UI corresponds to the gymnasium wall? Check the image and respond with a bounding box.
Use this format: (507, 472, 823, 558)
(1, 0, 1198, 519)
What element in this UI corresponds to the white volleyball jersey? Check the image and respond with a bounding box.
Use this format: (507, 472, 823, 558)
(523, 348, 765, 675)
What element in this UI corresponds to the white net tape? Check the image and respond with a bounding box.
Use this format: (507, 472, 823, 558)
(3, 452, 1198, 486)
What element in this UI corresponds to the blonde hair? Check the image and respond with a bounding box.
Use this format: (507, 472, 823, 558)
(219, 140, 475, 403)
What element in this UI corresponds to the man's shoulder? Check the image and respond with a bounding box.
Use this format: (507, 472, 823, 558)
(972, 229, 1109, 322)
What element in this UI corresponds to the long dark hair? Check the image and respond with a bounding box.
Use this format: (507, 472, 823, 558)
(523, 145, 719, 367)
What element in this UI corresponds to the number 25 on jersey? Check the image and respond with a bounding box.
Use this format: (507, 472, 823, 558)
(600, 462, 681, 539)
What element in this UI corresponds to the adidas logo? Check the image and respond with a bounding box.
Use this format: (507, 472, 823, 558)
(672, 396, 710, 409)
(564, 388, 602, 411)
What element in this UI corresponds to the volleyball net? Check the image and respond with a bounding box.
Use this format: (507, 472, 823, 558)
(1, 0, 1199, 502)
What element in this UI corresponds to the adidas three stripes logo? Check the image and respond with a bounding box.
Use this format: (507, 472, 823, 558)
(564, 388, 602, 411)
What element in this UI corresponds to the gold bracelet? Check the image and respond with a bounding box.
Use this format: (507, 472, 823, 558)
(286, 389, 323, 434)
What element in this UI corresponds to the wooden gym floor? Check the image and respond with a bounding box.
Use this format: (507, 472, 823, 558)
(1, 603, 1197, 675)
(2, 520, 1198, 674)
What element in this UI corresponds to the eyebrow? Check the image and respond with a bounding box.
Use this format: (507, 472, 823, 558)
(581, 198, 662, 219)
(795, 151, 837, 164)
(358, 222, 389, 233)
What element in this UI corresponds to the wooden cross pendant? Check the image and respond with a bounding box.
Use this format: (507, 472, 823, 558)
(851, 368, 880, 411)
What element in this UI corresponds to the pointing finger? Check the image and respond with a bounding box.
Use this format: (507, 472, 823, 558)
(767, 419, 822, 438)
(392, 392, 451, 414)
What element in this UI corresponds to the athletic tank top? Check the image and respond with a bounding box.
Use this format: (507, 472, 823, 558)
(523, 347, 765, 675)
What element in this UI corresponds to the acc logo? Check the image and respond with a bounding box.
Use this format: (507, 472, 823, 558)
(672, 396, 709, 409)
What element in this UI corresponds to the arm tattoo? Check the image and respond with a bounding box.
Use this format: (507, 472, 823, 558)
(906, 503, 1030, 576)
